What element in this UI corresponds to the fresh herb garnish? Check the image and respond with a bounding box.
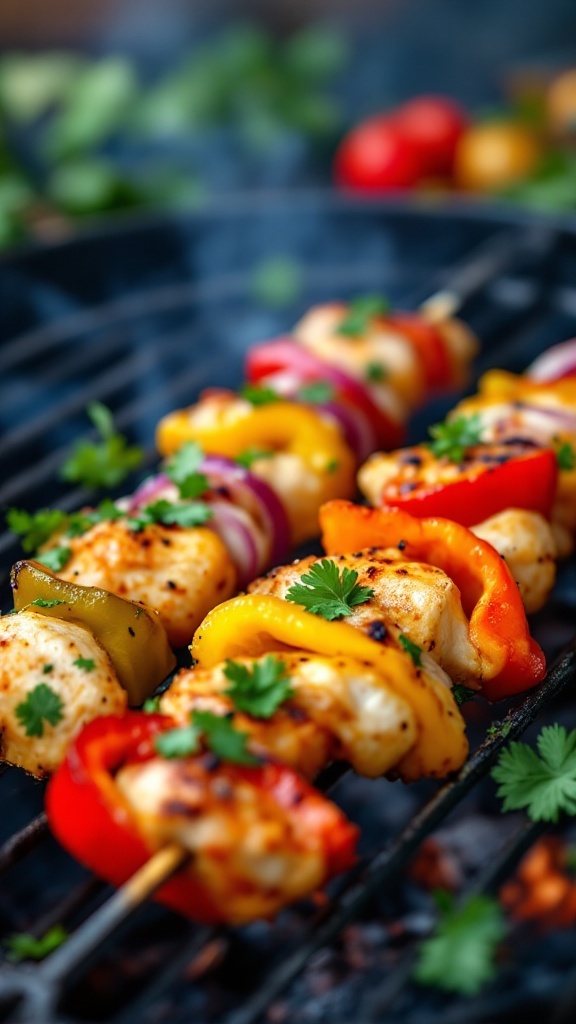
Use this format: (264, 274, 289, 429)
(285, 558, 374, 620)
(413, 892, 506, 996)
(336, 294, 390, 337)
(428, 413, 484, 463)
(556, 441, 576, 471)
(365, 361, 388, 383)
(223, 655, 293, 718)
(15, 683, 64, 737)
(142, 694, 161, 713)
(240, 384, 281, 406)
(165, 441, 209, 499)
(42, 664, 54, 674)
(492, 723, 576, 822)
(29, 598, 65, 608)
(126, 499, 212, 531)
(235, 447, 274, 469)
(155, 709, 258, 765)
(486, 719, 512, 740)
(5, 507, 68, 553)
(325, 458, 340, 474)
(398, 633, 423, 667)
(73, 657, 95, 672)
(5, 925, 68, 963)
(297, 381, 334, 404)
(452, 684, 476, 706)
(60, 401, 143, 489)
(35, 546, 73, 572)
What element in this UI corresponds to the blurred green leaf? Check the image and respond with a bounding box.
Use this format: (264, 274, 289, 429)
(283, 27, 349, 81)
(0, 172, 32, 247)
(0, 53, 84, 122)
(48, 159, 140, 215)
(503, 149, 576, 210)
(251, 255, 302, 308)
(44, 57, 138, 158)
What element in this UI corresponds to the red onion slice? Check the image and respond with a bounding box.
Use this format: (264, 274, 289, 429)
(527, 339, 576, 382)
(317, 400, 377, 462)
(128, 473, 174, 511)
(208, 500, 262, 588)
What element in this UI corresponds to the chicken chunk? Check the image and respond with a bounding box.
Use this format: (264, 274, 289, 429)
(160, 652, 417, 779)
(249, 550, 482, 684)
(0, 611, 126, 776)
(55, 519, 237, 647)
(471, 509, 557, 614)
(115, 754, 353, 924)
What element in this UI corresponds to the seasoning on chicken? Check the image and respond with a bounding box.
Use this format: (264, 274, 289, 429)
(470, 509, 557, 615)
(160, 651, 418, 780)
(46, 712, 359, 924)
(0, 610, 126, 777)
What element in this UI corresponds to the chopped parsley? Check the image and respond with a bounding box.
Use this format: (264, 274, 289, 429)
(297, 381, 334, 404)
(556, 441, 576, 471)
(73, 657, 95, 672)
(155, 709, 258, 765)
(35, 546, 73, 572)
(365, 361, 388, 383)
(42, 664, 54, 674)
(165, 441, 209, 499)
(413, 892, 506, 996)
(235, 447, 274, 469)
(240, 384, 281, 406)
(486, 719, 512, 740)
(285, 558, 374, 620)
(126, 499, 212, 531)
(398, 633, 423, 667)
(60, 401, 143, 489)
(325, 458, 340, 474)
(29, 598, 65, 608)
(223, 655, 294, 718)
(5, 507, 68, 553)
(492, 723, 576, 822)
(15, 683, 64, 737)
(5, 925, 68, 963)
(452, 684, 476, 707)
(428, 413, 484, 463)
(336, 294, 390, 337)
(142, 694, 161, 713)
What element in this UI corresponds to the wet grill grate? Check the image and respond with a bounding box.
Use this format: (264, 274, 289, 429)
(1, 197, 576, 1024)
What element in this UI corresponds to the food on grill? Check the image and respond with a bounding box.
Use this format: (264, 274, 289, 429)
(318, 501, 546, 702)
(190, 593, 468, 782)
(470, 508, 557, 615)
(156, 301, 478, 545)
(46, 712, 359, 924)
(1, 560, 175, 776)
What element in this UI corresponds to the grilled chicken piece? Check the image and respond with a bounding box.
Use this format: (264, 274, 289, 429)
(54, 519, 237, 647)
(114, 753, 354, 924)
(471, 509, 557, 614)
(249, 550, 482, 685)
(0, 611, 126, 777)
(160, 652, 418, 779)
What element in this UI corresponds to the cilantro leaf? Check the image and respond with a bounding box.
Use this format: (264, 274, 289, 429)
(29, 598, 65, 608)
(240, 384, 281, 406)
(428, 414, 484, 463)
(73, 657, 95, 672)
(192, 710, 259, 765)
(365, 361, 388, 382)
(155, 722, 201, 759)
(486, 719, 512, 740)
(235, 447, 274, 469)
(492, 723, 576, 823)
(398, 633, 423, 667)
(6, 507, 68, 553)
(336, 294, 390, 337)
(165, 441, 210, 499)
(556, 441, 576, 471)
(60, 402, 143, 489)
(223, 655, 294, 718)
(36, 546, 72, 572)
(452, 684, 476, 706)
(15, 683, 64, 738)
(413, 893, 506, 996)
(285, 558, 374, 620)
(5, 925, 68, 963)
(297, 381, 334, 404)
(143, 695, 161, 713)
(127, 499, 212, 531)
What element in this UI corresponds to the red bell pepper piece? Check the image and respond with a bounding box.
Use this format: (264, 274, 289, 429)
(245, 338, 405, 449)
(386, 312, 453, 391)
(46, 712, 358, 922)
(320, 500, 547, 701)
(368, 441, 558, 526)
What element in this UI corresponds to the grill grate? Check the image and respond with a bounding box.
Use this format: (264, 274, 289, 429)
(1, 198, 576, 1023)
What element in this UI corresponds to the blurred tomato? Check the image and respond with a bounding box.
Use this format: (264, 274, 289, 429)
(334, 116, 421, 192)
(393, 95, 469, 175)
(453, 121, 540, 192)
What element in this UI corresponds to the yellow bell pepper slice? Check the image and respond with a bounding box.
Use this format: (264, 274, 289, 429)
(191, 593, 468, 781)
